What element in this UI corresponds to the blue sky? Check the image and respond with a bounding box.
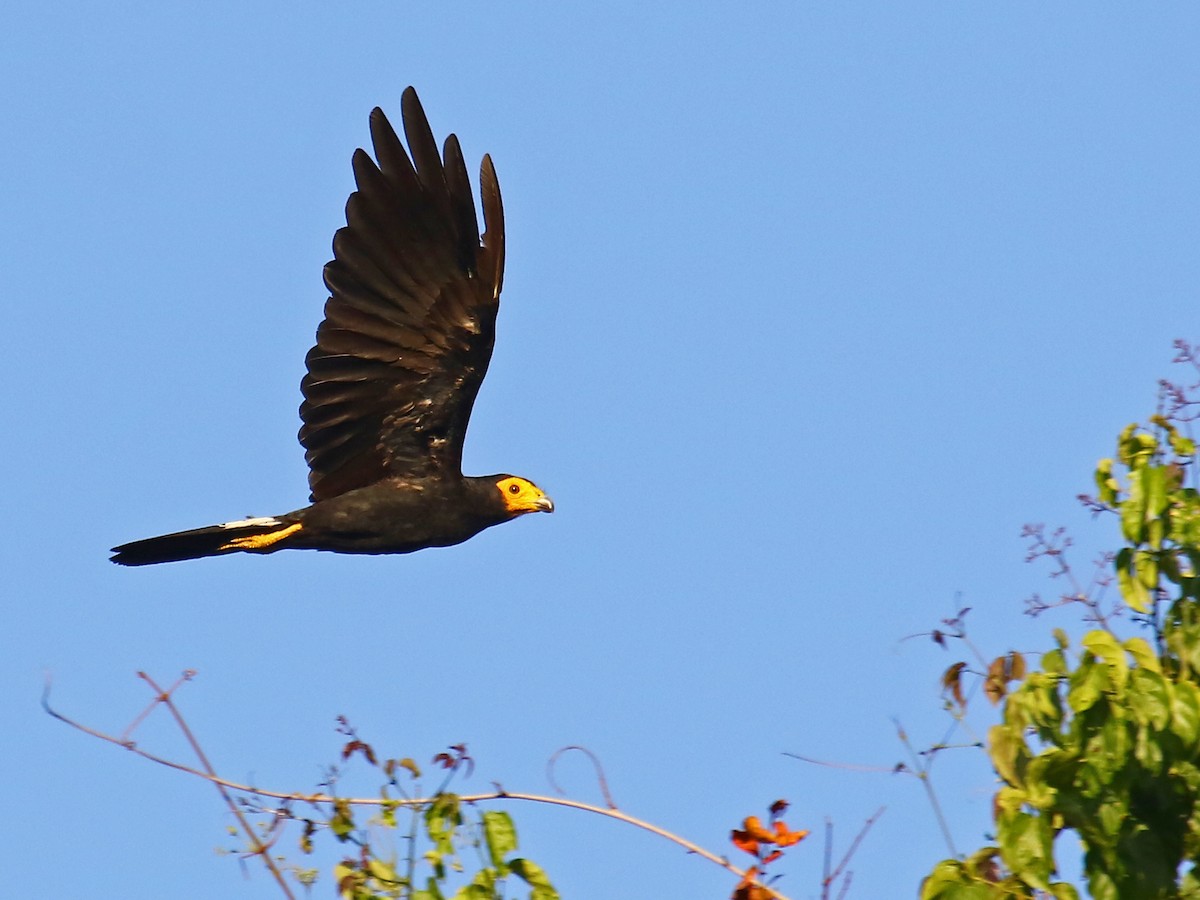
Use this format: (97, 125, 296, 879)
(4, 3, 1198, 897)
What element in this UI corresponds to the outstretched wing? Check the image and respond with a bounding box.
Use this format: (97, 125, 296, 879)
(299, 87, 506, 501)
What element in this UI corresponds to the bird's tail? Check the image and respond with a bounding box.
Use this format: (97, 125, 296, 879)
(110, 516, 301, 566)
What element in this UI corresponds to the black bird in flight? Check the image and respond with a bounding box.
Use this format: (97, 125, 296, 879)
(112, 88, 553, 566)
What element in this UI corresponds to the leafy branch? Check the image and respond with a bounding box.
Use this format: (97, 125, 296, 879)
(44, 675, 798, 899)
(921, 344, 1200, 899)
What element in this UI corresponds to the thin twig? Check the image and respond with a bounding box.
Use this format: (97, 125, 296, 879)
(934, 674, 984, 749)
(119, 670, 190, 743)
(547, 745, 617, 808)
(821, 818, 833, 900)
(782, 752, 897, 774)
(139, 672, 297, 900)
(825, 806, 885, 890)
(895, 718, 957, 858)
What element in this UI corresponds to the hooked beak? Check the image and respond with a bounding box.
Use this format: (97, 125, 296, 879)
(535, 495, 555, 514)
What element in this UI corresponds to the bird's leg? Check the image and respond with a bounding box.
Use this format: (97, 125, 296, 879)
(219, 523, 303, 552)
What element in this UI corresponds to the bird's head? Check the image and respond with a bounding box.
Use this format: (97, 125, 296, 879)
(495, 476, 554, 516)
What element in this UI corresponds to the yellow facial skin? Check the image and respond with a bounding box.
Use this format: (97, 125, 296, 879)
(497, 476, 555, 515)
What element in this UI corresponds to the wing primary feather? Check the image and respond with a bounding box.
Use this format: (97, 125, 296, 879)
(346, 150, 442, 272)
(480, 154, 505, 297)
(367, 107, 418, 187)
(442, 134, 480, 274)
(400, 87, 455, 233)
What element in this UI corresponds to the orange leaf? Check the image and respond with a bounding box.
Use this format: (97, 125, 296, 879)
(732, 866, 771, 900)
(941, 661, 967, 707)
(742, 816, 776, 842)
(730, 829, 760, 855)
(773, 820, 810, 847)
(736, 865, 759, 887)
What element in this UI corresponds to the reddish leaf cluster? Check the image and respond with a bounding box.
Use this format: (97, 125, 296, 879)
(432, 742, 475, 778)
(729, 800, 809, 899)
(341, 739, 377, 766)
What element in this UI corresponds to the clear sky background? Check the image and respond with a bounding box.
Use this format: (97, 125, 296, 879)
(4, 4, 1198, 898)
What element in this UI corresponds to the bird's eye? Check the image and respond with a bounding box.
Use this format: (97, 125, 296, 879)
(508, 483, 521, 494)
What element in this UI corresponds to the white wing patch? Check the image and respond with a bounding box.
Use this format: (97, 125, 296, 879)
(220, 516, 282, 529)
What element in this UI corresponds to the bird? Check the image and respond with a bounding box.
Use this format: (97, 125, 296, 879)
(111, 87, 553, 566)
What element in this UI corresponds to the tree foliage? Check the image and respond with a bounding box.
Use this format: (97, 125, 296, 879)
(924, 354, 1200, 899)
(266, 727, 561, 900)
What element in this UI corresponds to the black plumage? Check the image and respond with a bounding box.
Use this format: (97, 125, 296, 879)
(111, 88, 551, 567)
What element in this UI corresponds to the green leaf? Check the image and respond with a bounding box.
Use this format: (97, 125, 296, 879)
(508, 858, 559, 900)
(1143, 465, 1169, 548)
(999, 811, 1053, 890)
(1123, 467, 1149, 544)
(1022, 671, 1065, 730)
(367, 857, 400, 885)
(1095, 457, 1119, 505)
(1127, 667, 1170, 730)
(334, 862, 360, 899)
(921, 867, 996, 900)
(331, 799, 355, 840)
(1087, 869, 1118, 900)
(1048, 883, 1081, 900)
(452, 883, 493, 900)
(1136, 550, 1161, 603)
(994, 785, 1027, 816)
(1043, 647, 1067, 676)
(376, 798, 398, 829)
(1083, 630, 1129, 689)
(1116, 548, 1152, 613)
(467, 867, 497, 892)
(993, 724, 1032, 787)
(482, 810, 518, 869)
(1025, 749, 1075, 809)
(1123, 636, 1160, 673)
(1172, 682, 1200, 744)
(1174, 500, 1200, 549)
(1096, 714, 1131, 770)
(920, 860, 970, 899)
(989, 724, 1024, 787)
(1119, 427, 1158, 469)
(1068, 656, 1108, 713)
(1100, 798, 1130, 843)
(424, 793, 462, 859)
